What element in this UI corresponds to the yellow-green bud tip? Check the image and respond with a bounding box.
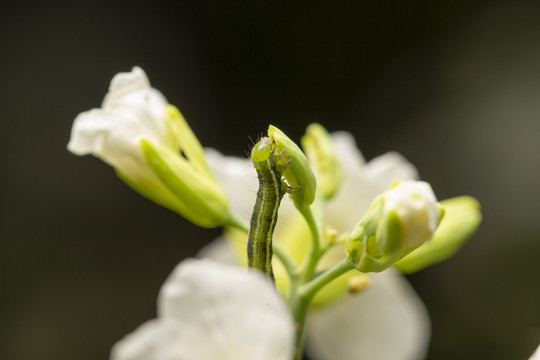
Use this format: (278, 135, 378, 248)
(301, 123, 343, 199)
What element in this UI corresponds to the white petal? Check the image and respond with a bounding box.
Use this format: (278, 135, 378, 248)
(530, 345, 540, 360)
(103, 67, 172, 147)
(331, 131, 367, 173)
(111, 319, 186, 360)
(197, 236, 238, 265)
(306, 268, 430, 360)
(68, 108, 156, 182)
(204, 148, 258, 218)
(364, 152, 419, 184)
(384, 180, 439, 247)
(104, 66, 151, 102)
(157, 259, 295, 360)
(68, 67, 173, 182)
(327, 133, 419, 231)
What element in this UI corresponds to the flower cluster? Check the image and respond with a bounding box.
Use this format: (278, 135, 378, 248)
(68, 67, 483, 360)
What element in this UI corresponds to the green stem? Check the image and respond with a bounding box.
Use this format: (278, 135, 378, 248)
(224, 212, 249, 233)
(291, 259, 354, 360)
(273, 243, 298, 280)
(295, 203, 320, 280)
(299, 258, 354, 300)
(288, 201, 324, 360)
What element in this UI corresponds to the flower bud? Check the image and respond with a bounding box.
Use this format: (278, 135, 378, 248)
(267, 125, 316, 206)
(68, 67, 229, 227)
(345, 180, 442, 273)
(301, 123, 343, 199)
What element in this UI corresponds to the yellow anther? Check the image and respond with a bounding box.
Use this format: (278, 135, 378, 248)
(347, 275, 371, 294)
(323, 226, 339, 244)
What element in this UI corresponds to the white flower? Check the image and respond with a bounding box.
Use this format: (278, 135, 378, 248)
(68, 67, 173, 181)
(111, 259, 295, 360)
(384, 180, 439, 248)
(68, 67, 228, 227)
(306, 269, 429, 360)
(202, 132, 430, 360)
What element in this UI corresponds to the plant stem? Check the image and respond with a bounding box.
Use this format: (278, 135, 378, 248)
(290, 259, 354, 360)
(224, 212, 249, 233)
(273, 243, 298, 279)
(299, 259, 354, 300)
(295, 203, 320, 281)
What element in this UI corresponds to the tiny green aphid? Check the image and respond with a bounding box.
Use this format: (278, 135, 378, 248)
(247, 137, 288, 280)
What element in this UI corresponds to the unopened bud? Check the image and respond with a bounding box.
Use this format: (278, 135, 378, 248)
(345, 180, 442, 273)
(268, 125, 316, 206)
(301, 123, 343, 199)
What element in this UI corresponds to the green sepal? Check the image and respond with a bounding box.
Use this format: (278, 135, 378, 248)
(268, 125, 316, 206)
(394, 196, 481, 274)
(140, 138, 229, 227)
(301, 123, 343, 200)
(164, 105, 214, 179)
(345, 198, 406, 273)
(115, 169, 192, 218)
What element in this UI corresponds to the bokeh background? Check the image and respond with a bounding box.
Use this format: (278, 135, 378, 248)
(1, 1, 539, 359)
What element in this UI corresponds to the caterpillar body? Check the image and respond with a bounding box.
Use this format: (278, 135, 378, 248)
(247, 138, 286, 280)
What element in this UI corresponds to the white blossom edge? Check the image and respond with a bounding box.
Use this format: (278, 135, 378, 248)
(111, 259, 295, 360)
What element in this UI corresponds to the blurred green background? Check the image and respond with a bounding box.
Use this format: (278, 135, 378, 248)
(1, 1, 539, 359)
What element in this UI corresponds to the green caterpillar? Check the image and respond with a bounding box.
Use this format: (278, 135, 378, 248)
(247, 137, 287, 280)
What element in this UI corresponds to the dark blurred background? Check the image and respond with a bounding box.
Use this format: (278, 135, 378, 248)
(1, 1, 539, 359)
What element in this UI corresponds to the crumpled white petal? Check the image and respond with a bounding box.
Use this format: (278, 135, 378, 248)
(111, 259, 294, 360)
(327, 132, 419, 232)
(68, 67, 174, 182)
(204, 148, 259, 218)
(305, 268, 430, 360)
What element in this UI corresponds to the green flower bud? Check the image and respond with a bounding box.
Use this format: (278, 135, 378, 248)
(267, 125, 316, 206)
(345, 180, 442, 273)
(394, 196, 481, 274)
(301, 123, 343, 200)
